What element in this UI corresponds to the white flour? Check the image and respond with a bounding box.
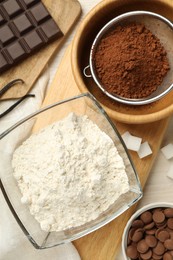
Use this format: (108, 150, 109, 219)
(12, 113, 129, 232)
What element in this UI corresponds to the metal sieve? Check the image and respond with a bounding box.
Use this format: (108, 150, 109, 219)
(83, 11, 173, 105)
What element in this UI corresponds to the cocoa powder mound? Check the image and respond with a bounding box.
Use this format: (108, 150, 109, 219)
(94, 23, 170, 99)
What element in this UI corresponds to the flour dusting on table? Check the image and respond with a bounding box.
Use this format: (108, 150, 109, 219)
(12, 113, 129, 232)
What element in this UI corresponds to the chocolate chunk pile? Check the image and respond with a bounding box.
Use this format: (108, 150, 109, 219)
(126, 207, 173, 260)
(0, 0, 63, 73)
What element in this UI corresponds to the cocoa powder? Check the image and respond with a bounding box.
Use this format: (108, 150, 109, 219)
(94, 23, 170, 99)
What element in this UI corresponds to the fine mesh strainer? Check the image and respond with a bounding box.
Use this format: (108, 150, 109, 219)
(83, 11, 173, 105)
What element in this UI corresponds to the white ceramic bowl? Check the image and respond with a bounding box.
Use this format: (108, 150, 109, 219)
(122, 202, 173, 260)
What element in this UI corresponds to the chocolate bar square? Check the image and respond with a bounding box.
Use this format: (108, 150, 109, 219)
(0, 24, 15, 45)
(7, 41, 26, 61)
(40, 19, 60, 40)
(13, 13, 33, 35)
(24, 30, 43, 49)
(3, 0, 22, 18)
(30, 2, 50, 24)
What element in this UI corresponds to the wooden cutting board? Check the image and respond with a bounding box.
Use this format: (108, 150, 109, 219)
(33, 44, 170, 260)
(0, 0, 81, 100)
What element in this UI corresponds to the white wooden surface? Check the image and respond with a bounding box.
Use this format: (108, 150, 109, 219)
(1, 1, 173, 259)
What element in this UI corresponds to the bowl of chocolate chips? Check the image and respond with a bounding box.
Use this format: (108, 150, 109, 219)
(122, 202, 173, 260)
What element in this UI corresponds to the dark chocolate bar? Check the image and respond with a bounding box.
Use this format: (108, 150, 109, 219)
(0, 0, 63, 73)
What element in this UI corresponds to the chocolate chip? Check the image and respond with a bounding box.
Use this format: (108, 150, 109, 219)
(132, 229, 144, 243)
(140, 249, 152, 259)
(144, 221, 155, 230)
(167, 218, 173, 230)
(155, 228, 164, 239)
(145, 235, 157, 247)
(164, 208, 173, 218)
(137, 239, 149, 253)
(140, 211, 153, 224)
(163, 252, 173, 260)
(146, 228, 156, 235)
(164, 239, 173, 250)
(132, 219, 145, 228)
(153, 211, 165, 224)
(153, 241, 165, 255)
(157, 230, 170, 242)
(126, 244, 139, 259)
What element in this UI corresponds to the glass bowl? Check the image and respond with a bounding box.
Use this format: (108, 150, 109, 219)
(0, 93, 142, 249)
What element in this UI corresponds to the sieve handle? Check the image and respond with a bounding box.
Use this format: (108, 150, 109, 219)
(83, 65, 92, 78)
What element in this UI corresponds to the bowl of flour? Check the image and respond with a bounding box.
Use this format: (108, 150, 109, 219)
(0, 93, 142, 249)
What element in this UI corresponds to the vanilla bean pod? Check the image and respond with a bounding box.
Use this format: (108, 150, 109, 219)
(0, 94, 35, 119)
(0, 79, 24, 98)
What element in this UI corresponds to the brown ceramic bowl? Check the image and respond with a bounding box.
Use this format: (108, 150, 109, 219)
(71, 0, 173, 124)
